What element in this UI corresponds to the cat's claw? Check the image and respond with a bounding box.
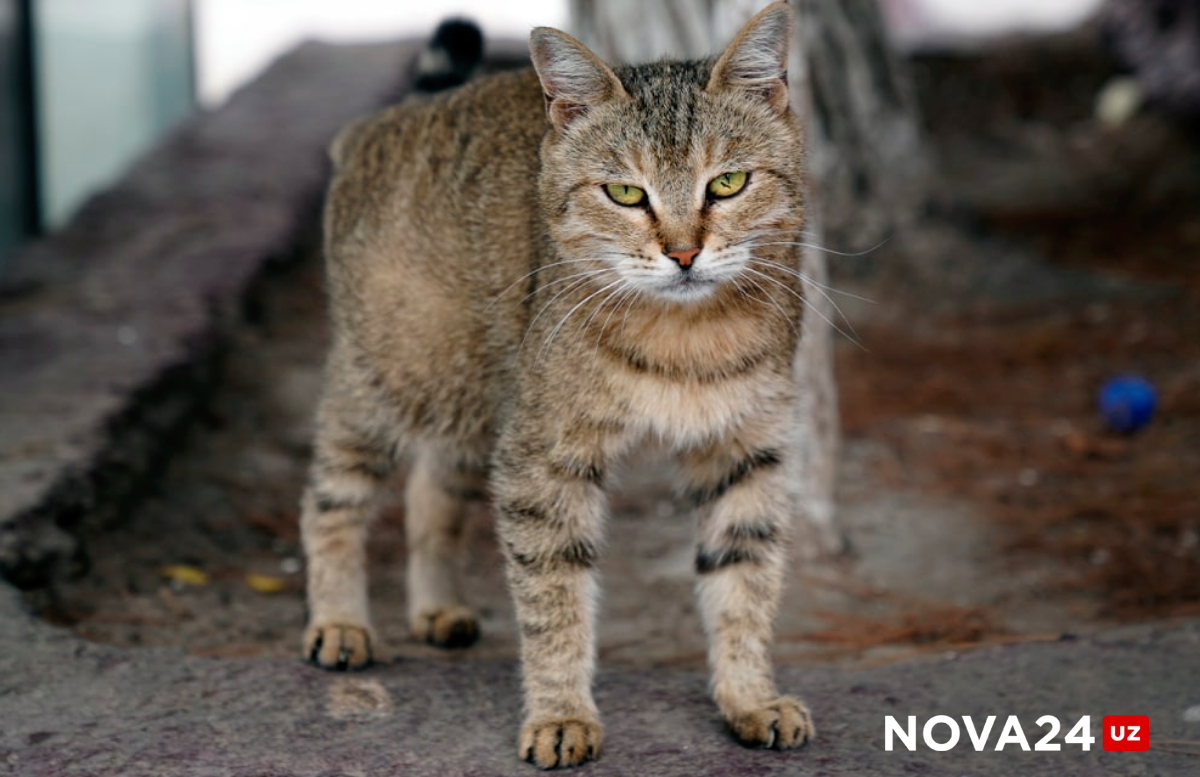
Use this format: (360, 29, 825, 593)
(519, 717, 602, 769)
(303, 623, 373, 670)
(726, 697, 813, 750)
(411, 606, 480, 648)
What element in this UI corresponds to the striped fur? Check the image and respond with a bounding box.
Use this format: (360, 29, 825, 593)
(301, 3, 814, 767)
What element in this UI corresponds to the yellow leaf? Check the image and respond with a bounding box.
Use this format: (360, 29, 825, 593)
(245, 573, 288, 594)
(159, 564, 209, 587)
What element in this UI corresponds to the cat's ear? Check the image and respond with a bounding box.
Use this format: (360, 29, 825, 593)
(530, 27, 627, 131)
(707, 1, 792, 113)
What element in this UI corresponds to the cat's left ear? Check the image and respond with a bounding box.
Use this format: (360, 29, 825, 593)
(530, 27, 627, 131)
(707, 1, 792, 113)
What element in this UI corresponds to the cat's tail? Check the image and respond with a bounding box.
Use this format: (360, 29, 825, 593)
(412, 19, 484, 94)
(330, 19, 483, 170)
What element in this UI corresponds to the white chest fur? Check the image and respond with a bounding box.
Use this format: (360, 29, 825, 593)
(610, 368, 791, 449)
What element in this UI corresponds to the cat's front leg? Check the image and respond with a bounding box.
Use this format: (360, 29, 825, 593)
(684, 437, 814, 750)
(493, 420, 611, 769)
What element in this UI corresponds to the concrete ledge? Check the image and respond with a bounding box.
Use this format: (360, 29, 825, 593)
(0, 41, 420, 587)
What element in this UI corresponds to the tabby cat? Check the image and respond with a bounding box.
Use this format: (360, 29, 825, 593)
(301, 3, 815, 767)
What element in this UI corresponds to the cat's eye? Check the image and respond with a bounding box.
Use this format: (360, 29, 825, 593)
(708, 171, 748, 199)
(605, 184, 646, 207)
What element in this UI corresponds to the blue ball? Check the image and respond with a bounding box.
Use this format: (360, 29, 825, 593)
(1098, 375, 1157, 434)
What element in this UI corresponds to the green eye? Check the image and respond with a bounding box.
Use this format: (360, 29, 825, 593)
(708, 171, 748, 199)
(605, 184, 646, 207)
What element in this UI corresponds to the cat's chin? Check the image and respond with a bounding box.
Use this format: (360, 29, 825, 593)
(649, 277, 719, 304)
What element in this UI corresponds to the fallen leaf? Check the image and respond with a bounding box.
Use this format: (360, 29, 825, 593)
(159, 565, 209, 587)
(245, 573, 288, 594)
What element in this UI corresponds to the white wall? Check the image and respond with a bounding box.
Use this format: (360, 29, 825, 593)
(194, 1, 1106, 108)
(884, 0, 1104, 47)
(194, 0, 568, 107)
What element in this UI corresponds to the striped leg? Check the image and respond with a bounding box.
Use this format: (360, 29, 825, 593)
(300, 368, 398, 670)
(685, 439, 814, 750)
(494, 425, 610, 769)
(405, 445, 486, 648)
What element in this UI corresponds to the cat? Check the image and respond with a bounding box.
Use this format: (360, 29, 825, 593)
(301, 2, 815, 767)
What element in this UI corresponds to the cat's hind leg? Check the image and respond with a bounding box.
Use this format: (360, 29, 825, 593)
(405, 444, 486, 648)
(301, 350, 400, 670)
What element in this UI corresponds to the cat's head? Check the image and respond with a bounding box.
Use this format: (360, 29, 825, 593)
(530, 2, 804, 304)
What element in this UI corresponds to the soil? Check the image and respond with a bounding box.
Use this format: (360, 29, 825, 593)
(25, 37, 1200, 670)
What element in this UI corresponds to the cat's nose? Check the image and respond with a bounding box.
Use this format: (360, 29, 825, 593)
(665, 247, 701, 270)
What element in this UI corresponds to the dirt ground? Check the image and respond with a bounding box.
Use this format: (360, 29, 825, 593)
(27, 36, 1200, 671)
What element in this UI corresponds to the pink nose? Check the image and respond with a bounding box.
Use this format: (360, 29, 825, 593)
(666, 247, 700, 268)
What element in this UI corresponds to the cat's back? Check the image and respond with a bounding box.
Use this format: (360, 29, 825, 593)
(321, 67, 548, 440)
(325, 66, 546, 269)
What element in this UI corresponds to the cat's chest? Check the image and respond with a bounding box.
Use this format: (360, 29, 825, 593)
(592, 311, 795, 447)
(607, 364, 790, 448)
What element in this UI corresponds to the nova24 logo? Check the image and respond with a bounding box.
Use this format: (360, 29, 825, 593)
(884, 715, 1148, 752)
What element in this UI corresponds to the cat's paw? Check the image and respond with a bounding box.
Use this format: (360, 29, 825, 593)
(303, 622, 373, 670)
(725, 697, 814, 750)
(519, 717, 602, 769)
(411, 605, 480, 649)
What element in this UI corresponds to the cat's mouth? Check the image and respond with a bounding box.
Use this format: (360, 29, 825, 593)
(657, 273, 717, 302)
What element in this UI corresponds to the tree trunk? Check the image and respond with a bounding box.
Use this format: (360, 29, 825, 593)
(569, 0, 923, 554)
(791, 0, 923, 247)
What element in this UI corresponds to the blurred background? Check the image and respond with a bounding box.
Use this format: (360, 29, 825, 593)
(1, 0, 1109, 268)
(0, 0, 566, 267)
(3, 0, 1198, 667)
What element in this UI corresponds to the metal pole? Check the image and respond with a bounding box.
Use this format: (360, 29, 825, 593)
(15, 0, 41, 236)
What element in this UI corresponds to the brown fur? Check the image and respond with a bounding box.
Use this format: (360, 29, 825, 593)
(301, 3, 815, 767)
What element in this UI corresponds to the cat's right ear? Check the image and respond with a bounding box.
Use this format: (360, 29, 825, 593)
(529, 28, 627, 131)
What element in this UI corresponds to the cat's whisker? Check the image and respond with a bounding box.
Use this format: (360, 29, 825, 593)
(485, 258, 606, 309)
(731, 230, 891, 280)
(759, 265, 877, 304)
(539, 279, 627, 359)
(488, 253, 629, 310)
(728, 228, 803, 249)
(741, 266, 865, 350)
(748, 258, 867, 340)
(748, 257, 869, 345)
(741, 237, 891, 258)
(737, 277, 799, 338)
(519, 274, 608, 354)
(579, 280, 629, 335)
(595, 285, 639, 348)
(512, 268, 613, 308)
(620, 286, 638, 341)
